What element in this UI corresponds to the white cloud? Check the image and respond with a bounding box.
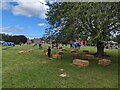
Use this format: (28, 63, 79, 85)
(1, 0, 48, 19)
(0, 25, 24, 32)
(0, 2, 13, 10)
(27, 36, 41, 39)
(1, 0, 47, 2)
(37, 23, 47, 26)
(0, 32, 13, 35)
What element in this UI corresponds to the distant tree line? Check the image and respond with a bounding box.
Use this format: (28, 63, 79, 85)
(0, 33, 27, 44)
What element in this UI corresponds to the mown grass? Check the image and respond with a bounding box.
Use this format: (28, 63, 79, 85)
(0, 46, 2, 89)
(2, 44, 118, 88)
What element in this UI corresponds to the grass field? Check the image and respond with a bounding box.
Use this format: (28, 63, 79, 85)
(2, 44, 118, 88)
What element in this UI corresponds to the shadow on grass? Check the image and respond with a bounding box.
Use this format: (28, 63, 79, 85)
(2, 46, 14, 50)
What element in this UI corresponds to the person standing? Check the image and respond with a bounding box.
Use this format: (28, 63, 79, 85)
(56, 43, 58, 48)
(38, 43, 42, 49)
(47, 46, 51, 57)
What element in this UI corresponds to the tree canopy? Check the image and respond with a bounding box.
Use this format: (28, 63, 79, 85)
(45, 2, 120, 56)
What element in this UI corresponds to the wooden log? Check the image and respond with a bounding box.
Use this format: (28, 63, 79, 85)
(45, 52, 48, 55)
(83, 54, 94, 59)
(43, 50, 48, 53)
(52, 54, 61, 59)
(71, 52, 79, 57)
(18, 49, 33, 54)
(58, 51, 64, 55)
(98, 59, 111, 66)
(42, 50, 48, 55)
(61, 48, 67, 51)
(72, 59, 89, 67)
(27, 49, 33, 52)
(18, 50, 25, 54)
(71, 50, 77, 53)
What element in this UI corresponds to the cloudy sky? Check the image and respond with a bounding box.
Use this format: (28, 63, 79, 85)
(0, 0, 50, 39)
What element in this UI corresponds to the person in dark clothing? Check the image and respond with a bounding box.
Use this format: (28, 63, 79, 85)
(56, 43, 58, 48)
(47, 46, 51, 57)
(70, 43, 72, 48)
(38, 43, 42, 49)
(77, 43, 81, 49)
(52, 44, 54, 48)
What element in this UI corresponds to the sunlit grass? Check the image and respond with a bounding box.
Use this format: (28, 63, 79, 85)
(2, 44, 118, 88)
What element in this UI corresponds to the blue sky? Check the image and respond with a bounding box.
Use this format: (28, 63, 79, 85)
(0, 0, 49, 39)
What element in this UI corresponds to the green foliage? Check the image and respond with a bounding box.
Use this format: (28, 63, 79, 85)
(46, 2, 120, 43)
(0, 33, 27, 44)
(12, 35, 27, 44)
(112, 35, 120, 43)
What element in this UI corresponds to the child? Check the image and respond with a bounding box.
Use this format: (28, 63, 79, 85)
(47, 46, 51, 57)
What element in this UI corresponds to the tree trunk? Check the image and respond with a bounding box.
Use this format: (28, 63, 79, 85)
(96, 41, 105, 57)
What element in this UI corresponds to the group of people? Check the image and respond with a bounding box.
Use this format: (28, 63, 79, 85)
(32, 42, 51, 57)
(47, 40, 86, 57)
(32, 42, 42, 49)
(69, 40, 86, 48)
(27, 40, 86, 58)
(52, 43, 58, 48)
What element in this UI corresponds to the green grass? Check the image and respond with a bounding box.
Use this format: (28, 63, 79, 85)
(2, 44, 118, 88)
(0, 46, 2, 89)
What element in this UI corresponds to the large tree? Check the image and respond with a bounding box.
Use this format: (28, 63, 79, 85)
(46, 2, 120, 57)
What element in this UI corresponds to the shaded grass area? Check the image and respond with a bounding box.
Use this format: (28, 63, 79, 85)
(0, 46, 2, 89)
(2, 44, 118, 88)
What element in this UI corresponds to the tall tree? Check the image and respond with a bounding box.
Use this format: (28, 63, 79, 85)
(46, 2, 120, 57)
